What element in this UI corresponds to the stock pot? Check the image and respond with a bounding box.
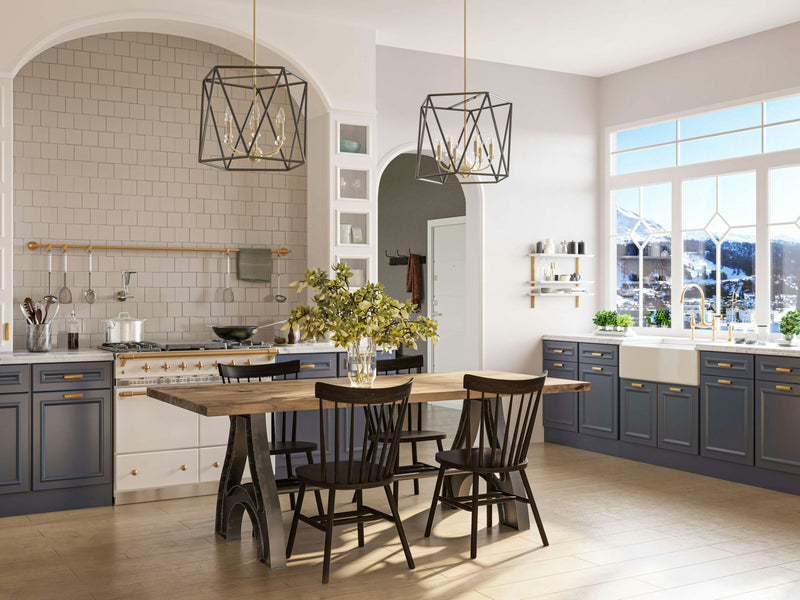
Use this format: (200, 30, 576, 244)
(105, 312, 146, 343)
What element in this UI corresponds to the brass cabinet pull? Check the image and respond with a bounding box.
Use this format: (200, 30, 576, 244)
(669, 387, 683, 393)
(213, 461, 220, 468)
(63, 373, 84, 379)
(553, 349, 564, 354)
(63, 393, 83, 399)
(718, 379, 732, 385)
(131, 469, 138, 476)
(300, 364, 316, 369)
(591, 367, 602, 371)
(631, 383, 643, 388)
(591, 352, 603, 357)
(776, 367, 792, 373)
(553, 362, 564, 367)
(119, 390, 147, 397)
(4, 322, 8, 341)
(776, 385, 792, 391)
(180, 465, 188, 471)
(717, 363, 732, 368)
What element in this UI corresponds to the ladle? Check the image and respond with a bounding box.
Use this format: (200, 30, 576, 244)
(275, 273, 287, 303)
(57, 247, 73, 304)
(222, 251, 234, 303)
(83, 249, 96, 304)
(44, 247, 59, 306)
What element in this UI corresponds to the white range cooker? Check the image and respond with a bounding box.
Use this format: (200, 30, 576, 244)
(105, 340, 280, 504)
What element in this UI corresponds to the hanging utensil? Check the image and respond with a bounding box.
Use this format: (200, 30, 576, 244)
(222, 251, 234, 303)
(274, 273, 287, 303)
(57, 247, 73, 304)
(44, 247, 59, 306)
(84, 250, 96, 304)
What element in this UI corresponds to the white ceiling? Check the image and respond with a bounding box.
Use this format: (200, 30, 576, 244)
(260, 0, 800, 77)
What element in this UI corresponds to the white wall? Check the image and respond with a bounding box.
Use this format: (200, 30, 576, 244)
(377, 47, 599, 379)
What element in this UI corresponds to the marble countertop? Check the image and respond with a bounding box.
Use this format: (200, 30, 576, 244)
(0, 349, 113, 364)
(543, 332, 800, 357)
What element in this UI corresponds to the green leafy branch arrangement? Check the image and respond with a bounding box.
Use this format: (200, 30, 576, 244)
(287, 263, 439, 349)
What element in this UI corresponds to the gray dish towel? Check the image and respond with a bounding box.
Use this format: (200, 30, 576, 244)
(237, 248, 272, 282)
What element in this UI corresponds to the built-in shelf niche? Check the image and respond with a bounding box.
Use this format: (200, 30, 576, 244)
(338, 168, 369, 201)
(337, 256, 369, 288)
(338, 123, 368, 155)
(337, 211, 368, 245)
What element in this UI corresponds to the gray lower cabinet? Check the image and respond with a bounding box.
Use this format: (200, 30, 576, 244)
(542, 359, 578, 432)
(619, 379, 657, 446)
(0, 392, 30, 495)
(755, 381, 800, 475)
(578, 364, 619, 439)
(657, 384, 699, 455)
(700, 374, 754, 465)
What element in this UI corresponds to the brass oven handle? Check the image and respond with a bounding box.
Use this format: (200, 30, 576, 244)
(631, 383, 643, 388)
(776, 385, 792, 391)
(63, 393, 83, 399)
(4, 322, 8, 341)
(669, 387, 683, 393)
(63, 374, 84, 380)
(717, 379, 732, 385)
(776, 367, 792, 373)
(119, 390, 148, 397)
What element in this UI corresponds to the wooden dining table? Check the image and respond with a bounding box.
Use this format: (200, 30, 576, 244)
(148, 370, 589, 569)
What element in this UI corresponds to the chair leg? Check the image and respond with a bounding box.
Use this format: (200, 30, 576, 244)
(289, 493, 296, 510)
(286, 482, 307, 559)
(322, 489, 337, 584)
(424, 465, 446, 537)
(383, 485, 415, 570)
(306, 450, 324, 516)
(519, 469, 549, 547)
(486, 476, 493, 529)
(411, 442, 420, 495)
(356, 489, 365, 548)
(393, 480, 399, 504)
(470, 472, 480, 559)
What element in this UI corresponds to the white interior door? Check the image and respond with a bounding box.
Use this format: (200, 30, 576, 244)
(427, 217, 467, 373)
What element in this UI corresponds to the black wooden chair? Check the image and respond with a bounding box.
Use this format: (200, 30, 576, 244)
(376, 355, 446, 499)
(424, 373, 549, 558)
(286, 379, 416, 584)
(218, 361, 323, 514)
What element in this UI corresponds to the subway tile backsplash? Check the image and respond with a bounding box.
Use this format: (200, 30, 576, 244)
(13, 32, 307, 349)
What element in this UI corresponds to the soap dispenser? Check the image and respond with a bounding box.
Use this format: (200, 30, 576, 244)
(67, 310, 80, 350)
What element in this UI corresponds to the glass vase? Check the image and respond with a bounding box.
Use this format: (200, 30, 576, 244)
(347, 337, 377, 388)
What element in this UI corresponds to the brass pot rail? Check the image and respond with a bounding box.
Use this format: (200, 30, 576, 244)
(27, 241, 290, 257)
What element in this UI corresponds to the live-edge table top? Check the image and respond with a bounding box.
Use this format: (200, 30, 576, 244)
(147, 370, 590, 417)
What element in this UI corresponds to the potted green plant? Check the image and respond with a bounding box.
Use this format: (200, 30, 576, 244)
(592, 310, 617, 331)
(616, 314, 634, 331)
(778, 310, 800, 344)
(287, 263, 439, 387)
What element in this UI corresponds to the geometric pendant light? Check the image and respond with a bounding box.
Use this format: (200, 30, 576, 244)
(415, 0, 511, 184)
(198, 0, 307, 171)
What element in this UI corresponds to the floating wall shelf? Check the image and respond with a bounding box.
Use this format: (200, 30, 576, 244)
(529, 253, 593, 308)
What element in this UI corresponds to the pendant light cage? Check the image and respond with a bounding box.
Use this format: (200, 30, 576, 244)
(416, 91, 512, 184)
(199, 65, 307, 171)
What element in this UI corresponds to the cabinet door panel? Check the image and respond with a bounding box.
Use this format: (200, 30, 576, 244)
(33, 361, 111, 392)
(116, 390, 198, 453)
(756, 382, 800, 475)
(657, 385, 699, 455)
(578, 365, 618, 439)
(700, 375, 754, 465)
(116, 449, 198, 492)
(199, 415, 231, 447)
(0, 393, 29, 494)
(620, 379, 657, 446)
(33, 389, 112, 490)
(542, 359, 578, 431)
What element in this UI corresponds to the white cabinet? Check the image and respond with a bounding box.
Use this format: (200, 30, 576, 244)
(199, 415, 231, 447)
(116, 391, 198, 453)
(115, 449, 199, 492)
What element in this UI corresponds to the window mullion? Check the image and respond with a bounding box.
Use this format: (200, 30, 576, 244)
(672, 177, 682, 334)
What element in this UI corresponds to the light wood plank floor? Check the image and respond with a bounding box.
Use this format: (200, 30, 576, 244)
(3, 410, 800, 599)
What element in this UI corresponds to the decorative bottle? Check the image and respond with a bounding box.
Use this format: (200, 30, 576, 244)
(67, 310, 80, 350)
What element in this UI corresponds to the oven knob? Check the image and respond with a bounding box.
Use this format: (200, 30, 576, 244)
(196, 361, 204, 370)
(131, 469, 138, 476)
(142, 363, 151, 373)
(245, 359, 252, 366)
(162, 362, 170, 371)
(179, 361, 187, 371)
(212, 361, 218, 368)
(229, 360, 236, 366)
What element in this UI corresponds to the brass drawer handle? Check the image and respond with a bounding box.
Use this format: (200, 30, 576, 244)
(213, 461, 220, 468)
(119, 390, 148, 397)
(553, 362, 564, 367)
(717, 363, 732, 368)
(718, 379, 732, 385)
(776, 385, 792, 391)
(631, 383, 643, 388)
(131, 469, 138, 476)
(180, 465, 188, 471)
(669, 387, 683, 393)
(591, 367, 602, 371)
(776, 367, 792, 373)
(591, 352, 603, 357)
(63, 373, 84, 379)
(552, 349, 564, 354)
(4, 322, 8, 341)
(63, 393, 83, 399)
(300, 364, 316, 369)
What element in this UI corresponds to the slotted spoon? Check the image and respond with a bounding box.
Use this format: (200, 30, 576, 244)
(57, 248, 73, 304)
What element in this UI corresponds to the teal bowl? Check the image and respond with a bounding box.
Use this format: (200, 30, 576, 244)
(339, 139, 362, 153)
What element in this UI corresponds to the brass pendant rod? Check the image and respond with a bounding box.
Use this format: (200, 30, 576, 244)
(252, 0, 257, 105)
(27, 241, 290, 256)
(463, 0, 467, 137)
